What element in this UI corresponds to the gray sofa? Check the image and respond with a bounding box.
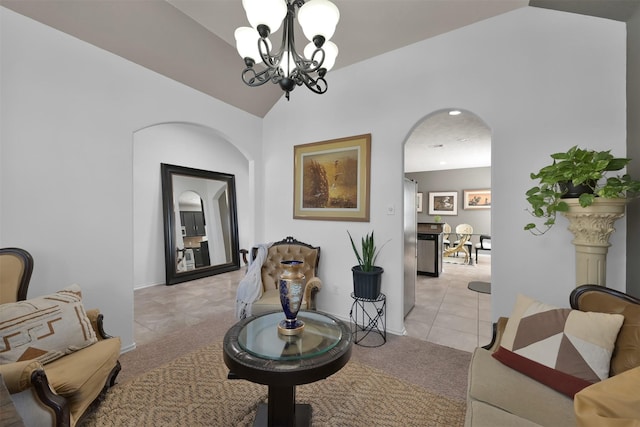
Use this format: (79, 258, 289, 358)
(465, 285, 640, 426)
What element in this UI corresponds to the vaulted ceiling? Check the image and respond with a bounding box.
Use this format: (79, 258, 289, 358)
(2, 0, 637, 171)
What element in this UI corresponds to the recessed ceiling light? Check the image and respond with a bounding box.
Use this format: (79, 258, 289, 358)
(449, 110, 461, 116)
(440, 161, 447, 165)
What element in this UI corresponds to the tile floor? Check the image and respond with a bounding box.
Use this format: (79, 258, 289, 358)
(133, 269, 244, 346)
(404, 254, 493, 352)
(133, 254, 492, 352)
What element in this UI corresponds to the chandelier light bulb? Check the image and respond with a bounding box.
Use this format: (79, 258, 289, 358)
(234, 27, 263, 64)
(304, 40, 338, 71)
(241, 0, 287, 35)
(321, 40, 338, 71)
(298, 0, 340, 43)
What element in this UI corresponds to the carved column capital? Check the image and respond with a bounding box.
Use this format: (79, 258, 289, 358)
(564, 211, 624, 246)
(562, 198, 627, 287)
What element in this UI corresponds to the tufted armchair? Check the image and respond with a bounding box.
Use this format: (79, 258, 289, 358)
(250, 236, 322, 315)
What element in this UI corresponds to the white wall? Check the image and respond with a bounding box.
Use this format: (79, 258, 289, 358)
(0, 8, 262, 350)
(1, 6, 628, 347)
(133, 123, 251, 289)
(260, 7, 627, 334)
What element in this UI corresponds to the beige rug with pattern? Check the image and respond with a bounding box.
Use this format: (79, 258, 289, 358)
(82, 342, 465, 426)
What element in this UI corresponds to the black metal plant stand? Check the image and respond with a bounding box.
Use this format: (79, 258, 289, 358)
(349, 292, 386, 347)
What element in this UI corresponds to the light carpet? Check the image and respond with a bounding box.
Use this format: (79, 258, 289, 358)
(82, 342, 466, 427)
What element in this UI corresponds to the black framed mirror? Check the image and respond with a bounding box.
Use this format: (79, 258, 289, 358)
(161, 163, 240, 285)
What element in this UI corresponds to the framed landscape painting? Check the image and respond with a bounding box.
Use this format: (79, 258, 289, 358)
(463, 189, 491, 209)
(293, 134, 371, 221)
(428, 191, 458, 216)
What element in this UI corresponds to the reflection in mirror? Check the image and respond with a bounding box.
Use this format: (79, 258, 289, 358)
(161, 163, 240, 285)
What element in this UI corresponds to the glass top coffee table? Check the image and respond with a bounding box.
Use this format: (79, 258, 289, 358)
(223, 311, 352, 427)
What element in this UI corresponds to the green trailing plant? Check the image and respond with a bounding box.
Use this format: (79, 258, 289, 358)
(347, 230, 389, 272)
(525, 146, 640, 235)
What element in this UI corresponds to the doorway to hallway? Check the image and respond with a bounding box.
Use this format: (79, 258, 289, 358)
(403, 108, 492, 352)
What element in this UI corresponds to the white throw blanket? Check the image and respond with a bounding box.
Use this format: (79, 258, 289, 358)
(235, 243, 272, 319)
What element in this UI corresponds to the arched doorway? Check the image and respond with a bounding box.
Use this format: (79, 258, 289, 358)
(403, 108, 493, 352)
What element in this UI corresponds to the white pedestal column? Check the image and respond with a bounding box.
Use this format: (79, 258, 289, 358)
(562, 198, 626, 287)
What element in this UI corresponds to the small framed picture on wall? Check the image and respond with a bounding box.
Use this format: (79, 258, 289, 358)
(428, 191, 458, 216)
(463, 189, 491, 210)
(417, 192, 424, 213)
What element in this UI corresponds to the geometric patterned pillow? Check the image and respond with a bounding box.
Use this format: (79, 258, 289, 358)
(493, 294, 624, 397)
(0, 284, 97, 365)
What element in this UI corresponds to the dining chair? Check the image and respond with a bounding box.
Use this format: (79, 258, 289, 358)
(453, 224, 474, 263)
(475, 235, 491, 262)
(442, 223, 451, 250)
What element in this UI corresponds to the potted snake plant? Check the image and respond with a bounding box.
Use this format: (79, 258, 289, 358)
(524, 146, 640, 236)
(348, 230, 388, 299)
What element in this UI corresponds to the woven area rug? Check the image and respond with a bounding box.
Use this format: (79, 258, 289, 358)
(82, 342, 466, 426)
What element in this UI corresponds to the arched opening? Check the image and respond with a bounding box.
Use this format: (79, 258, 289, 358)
(131, 122, 250, 344)
(403, 108, 492, 352)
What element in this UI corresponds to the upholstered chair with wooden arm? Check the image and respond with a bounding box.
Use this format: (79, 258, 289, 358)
(0, 247, 34, 304)
(0, 248, 121, 427)
(250, 236, 322, 315)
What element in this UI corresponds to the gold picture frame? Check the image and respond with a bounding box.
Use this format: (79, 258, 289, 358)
(463, 189, 491, 209)
(294, 134, 371, 221)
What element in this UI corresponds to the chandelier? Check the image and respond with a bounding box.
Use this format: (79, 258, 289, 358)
(234, 0, 340, 100)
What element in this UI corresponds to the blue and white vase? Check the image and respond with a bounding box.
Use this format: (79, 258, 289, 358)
(278, 260, 305, 335)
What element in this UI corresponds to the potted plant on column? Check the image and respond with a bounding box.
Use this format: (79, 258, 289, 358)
(348, 231, 388, 299)
(524, 146, 640, 286)
(524, 146, 640, 235)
